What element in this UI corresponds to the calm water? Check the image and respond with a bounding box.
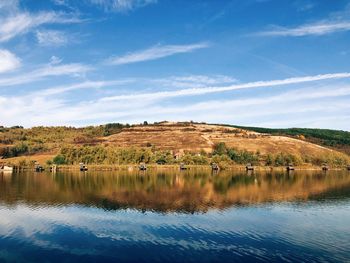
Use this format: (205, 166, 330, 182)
(0, 169, 349, 263)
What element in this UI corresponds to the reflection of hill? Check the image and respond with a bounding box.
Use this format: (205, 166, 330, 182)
(0, 170, 350, 213)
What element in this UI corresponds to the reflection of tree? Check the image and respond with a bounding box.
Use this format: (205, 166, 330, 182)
(0, 170, 349, 213)
(213, 175, 256, 194)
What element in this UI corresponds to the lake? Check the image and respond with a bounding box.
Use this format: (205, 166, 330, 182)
(0, 169, 349, 262)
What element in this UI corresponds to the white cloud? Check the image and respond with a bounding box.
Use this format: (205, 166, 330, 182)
(0, 49, 21, 73)
(259, 20, 350, 37)
(36, 30, 68, 47)
(89, 0, 157, 12)
(100, 72, 350, 102)
(5, 85, 350, 128)
(50, 56, 63, 65)
(0, 63, 92, 87)
(106, 42, 209, 65)
(1, 72, 350, 129)
(0, 11, 82, 43)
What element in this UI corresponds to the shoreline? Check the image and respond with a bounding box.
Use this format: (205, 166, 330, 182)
(3, 164, 350, 172)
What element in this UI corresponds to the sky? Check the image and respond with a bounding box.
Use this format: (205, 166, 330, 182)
(0, 0, 350, 130)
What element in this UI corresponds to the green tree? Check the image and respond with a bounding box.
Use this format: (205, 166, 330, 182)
(213, 142, 227, 155)
(53, 154, 67, 165)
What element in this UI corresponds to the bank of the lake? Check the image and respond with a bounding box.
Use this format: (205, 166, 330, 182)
(4, 163, 350, 172)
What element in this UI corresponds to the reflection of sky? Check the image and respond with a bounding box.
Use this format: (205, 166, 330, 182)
(0, 203, 349, 262)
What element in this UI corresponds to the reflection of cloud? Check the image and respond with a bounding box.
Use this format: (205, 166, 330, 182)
(0, 203, 349, 261)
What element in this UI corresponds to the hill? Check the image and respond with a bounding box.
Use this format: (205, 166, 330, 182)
(226, 125, 350, 155)
(0, 122, 349, 167)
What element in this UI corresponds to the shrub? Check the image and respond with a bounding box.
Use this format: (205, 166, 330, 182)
(213, 142, 227, 155)
(17, 159, 28, 167)
(53, 154, 67, 165)
(227, 148, 259, 165)
(272, 153, 303, 166)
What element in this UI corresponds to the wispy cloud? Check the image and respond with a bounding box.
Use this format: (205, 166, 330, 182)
(0, 11, 82, 42)
(154, 75, 237, 89)
(0, 63, 92, 87)
(160, 86, 350, 115)
(3, 83, 350, 128)
(106, 42, 209, 65)
(0, 0, 19, 13)
(34, 79, 135, 96)
(101, 72, 350, 102)
(295, 2, 315, 12)
(27, 75, 235, 96)
(259, 20, 350, 37)
(0, 49, 21, 73)
(36, 30, 68, 47)
(88, 0, 157, 12)
(31, 75, 233, 96)
(1, 73, 350, 128)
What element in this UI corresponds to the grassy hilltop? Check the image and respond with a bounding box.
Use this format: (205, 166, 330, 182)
(1, 121, 349, 168)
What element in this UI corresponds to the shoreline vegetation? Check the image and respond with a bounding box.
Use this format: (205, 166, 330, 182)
(3, 143, 350, 171)
(1, 121, 350, 170)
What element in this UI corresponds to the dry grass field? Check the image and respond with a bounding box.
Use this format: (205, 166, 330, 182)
(104, 122, 339, 157)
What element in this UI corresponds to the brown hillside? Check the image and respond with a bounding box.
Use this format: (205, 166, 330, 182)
(104, 122, 340, 157)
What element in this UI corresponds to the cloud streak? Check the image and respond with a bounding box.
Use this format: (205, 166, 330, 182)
(33, 79, 135, 96)
(88, 0, 157, 12)
(154, 75, 237, 89)
(259, 21, 350, 37)
(36, 30, 68, 47)
(0, 11, 82, 42)
(101, 72, 350, 102)
(106, 42, 209, 65)
(0, 63, 92, 87)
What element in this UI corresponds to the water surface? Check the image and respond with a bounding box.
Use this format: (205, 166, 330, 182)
(0, 170, 349, 262)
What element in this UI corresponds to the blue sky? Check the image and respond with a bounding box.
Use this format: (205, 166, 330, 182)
(0, 0, 350, 129)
